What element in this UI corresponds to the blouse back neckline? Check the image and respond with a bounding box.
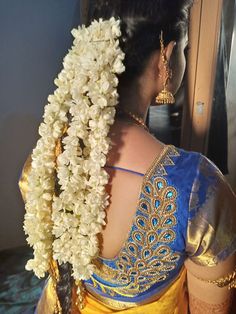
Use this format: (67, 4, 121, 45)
(99, 144, 172, 261)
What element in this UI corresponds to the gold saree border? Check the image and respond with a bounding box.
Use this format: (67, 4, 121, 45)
(36, 268, 187, 313)
(80, 267, 188, 314)
(36, 277, 57, 314)
(186, 156, 236, 267)
(82, 267, 187, 311)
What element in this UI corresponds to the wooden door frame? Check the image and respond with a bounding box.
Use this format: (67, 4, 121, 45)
(80, 0, 90, 25)
(181, 0, 223, 154)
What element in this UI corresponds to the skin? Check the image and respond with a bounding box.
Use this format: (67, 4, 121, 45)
(185, 256, 235, 314)
(101, 34, 235, 313)
(116, 35, 188, 123)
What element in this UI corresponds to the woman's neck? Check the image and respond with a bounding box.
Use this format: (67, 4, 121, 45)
(117, 75, 155, 123)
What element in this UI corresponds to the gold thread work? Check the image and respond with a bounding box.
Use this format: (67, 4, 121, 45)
(87, 147, 181, 300)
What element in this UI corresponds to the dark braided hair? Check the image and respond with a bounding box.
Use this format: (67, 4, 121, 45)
(56, 263, 73, 313)
(56, 1, 193, 313)
(90, 0, 193, 82)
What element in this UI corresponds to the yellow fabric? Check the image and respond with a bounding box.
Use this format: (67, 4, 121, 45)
(36, 269, 188, 313)
(36, 278, 58, 314)
(79, 269, 188, 313)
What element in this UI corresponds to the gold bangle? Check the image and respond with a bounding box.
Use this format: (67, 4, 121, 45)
(207, 270, 236, 289)
(189, 267, 236, 289)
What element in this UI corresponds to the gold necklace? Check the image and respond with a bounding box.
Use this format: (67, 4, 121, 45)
(117, 108, 149, 132)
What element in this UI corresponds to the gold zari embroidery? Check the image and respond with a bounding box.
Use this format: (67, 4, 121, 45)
(187, 155, 236, 267)
(89, 146, 181, 298)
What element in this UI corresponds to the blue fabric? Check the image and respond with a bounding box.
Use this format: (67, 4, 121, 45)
(84, 147, 202, 303)
(185, 153, 236, 266)
(104, 165, 145, 177)
(84, 146, 236, 305)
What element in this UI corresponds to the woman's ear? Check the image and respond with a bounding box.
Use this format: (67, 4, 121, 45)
(165, 41, 177, 61)
(158, 41, 176, 77)
(158, 40, 176, 71)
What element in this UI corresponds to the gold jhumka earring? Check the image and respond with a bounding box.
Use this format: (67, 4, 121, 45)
(156, 31, 175, 105)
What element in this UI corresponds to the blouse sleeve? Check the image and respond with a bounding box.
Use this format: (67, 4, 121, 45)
(186, 154, 236, 266)
(18, 153, 32, 203)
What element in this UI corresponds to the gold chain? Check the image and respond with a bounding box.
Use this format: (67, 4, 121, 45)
(117, 108, 149, 132)
(207, 269, 236, 289)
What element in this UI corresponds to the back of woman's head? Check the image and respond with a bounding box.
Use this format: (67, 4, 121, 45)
(90, 0, 193, 81)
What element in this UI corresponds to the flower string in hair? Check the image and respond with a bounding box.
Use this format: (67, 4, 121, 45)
(23, 17, 125, 286)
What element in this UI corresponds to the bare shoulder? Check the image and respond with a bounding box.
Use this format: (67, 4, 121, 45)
(107, 121, 165, 173)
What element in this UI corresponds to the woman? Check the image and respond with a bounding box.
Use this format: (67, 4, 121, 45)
(18, 0, 236, 313)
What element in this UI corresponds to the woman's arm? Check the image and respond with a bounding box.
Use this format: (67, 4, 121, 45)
(185, 255, 235, 314)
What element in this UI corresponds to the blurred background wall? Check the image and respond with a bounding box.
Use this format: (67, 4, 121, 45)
(0, 0, 80, 250)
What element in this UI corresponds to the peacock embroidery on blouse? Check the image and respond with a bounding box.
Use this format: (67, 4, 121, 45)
(88, 146, 181, 297)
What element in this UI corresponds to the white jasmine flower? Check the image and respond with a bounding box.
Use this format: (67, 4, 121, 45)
(23, 18, 125, 286)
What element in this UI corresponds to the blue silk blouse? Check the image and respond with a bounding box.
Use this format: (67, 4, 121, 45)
(83, 145, 236, 308)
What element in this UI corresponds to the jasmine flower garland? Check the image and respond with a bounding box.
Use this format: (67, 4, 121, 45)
(24, 17, 125, 284)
